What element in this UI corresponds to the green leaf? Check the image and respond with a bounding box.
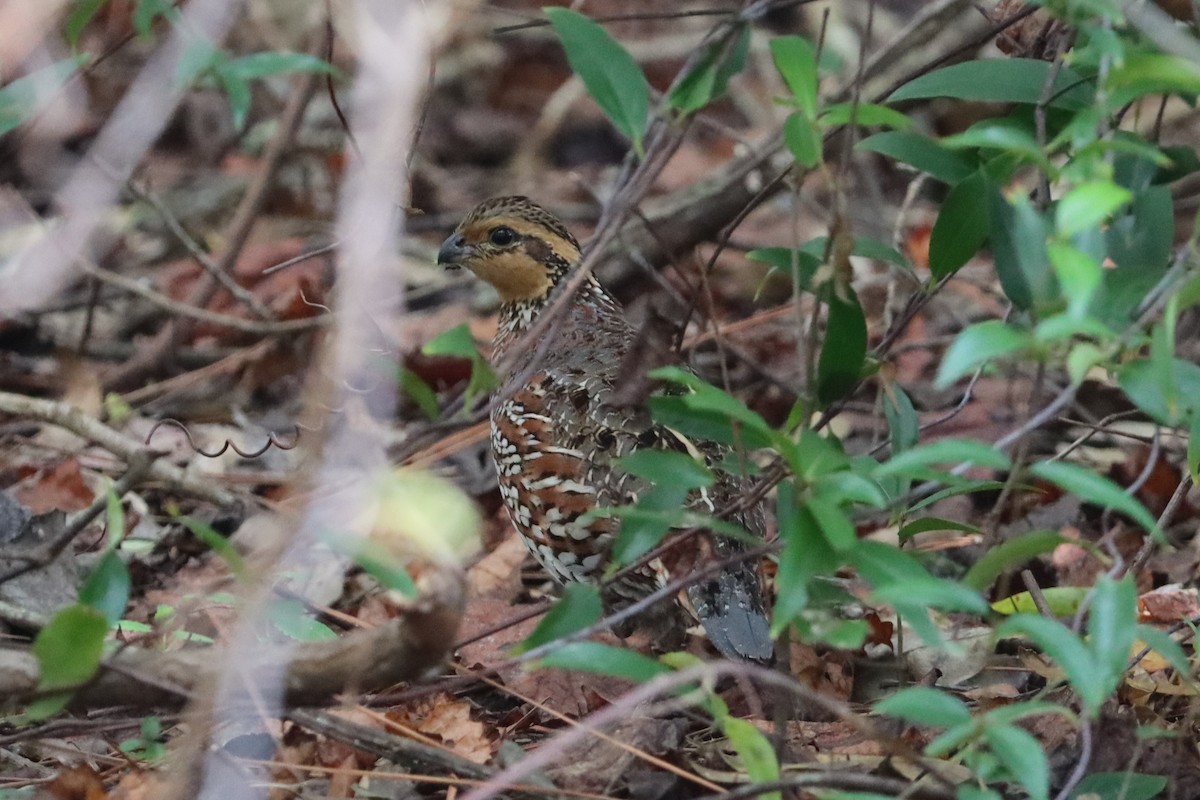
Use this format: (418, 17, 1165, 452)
(817, 289, 866, 404)
(770, 36, 819, 118)
(883, 385, 918, 455)
(78, 552, 130, 627)
(888, 59, 1093, 109)
(876, 438, 1012, 478)
(618, 450, 713, 491)
(67, 0, 110, 48)
(267, 599, 337, 642)
(218, 70, 252, 130)
(1106, 53, 1200, 107)
(133, 0, 176, 36)
(797, 235, 909, 269)
(545, 7, 649, 156)
(423, 323, 499, 406)
(607, 485, 690, 568)
(1106, 186, 1173, 273)
(352, 538, 418, 597)
(723, 717, 780, 799)
(935, 320, 1031, 388)
(176, 35, 221, 87)
(897, 516, 981, 542)
(872, 578, 989, 616)
(648, 366, 776, 449)
(1189, 413, 1200, 485)
(857, 131, 976, 184)
(985, 723, 1049, 800)
(1118, 358, 1200, 426)
(993, 586, 1090, 616)
(746, 247, 822, 292)
(875, 686, 971, 728)
(1056, 181, 1132, 237)
(783, 111, 822, 167)
(941, 119, 1050, 170)
(34, 605, 109, 691)
(400, 368, 440, 420)
(534, 642, 668, 682)
(1029, 461, 1160, 537)
(0, 58, 82, 137)
(1088, 576, 1137, 693)
(998, 614, 1107, 714)
(514, 584, 602, 654)
(222, 51, 336, 81)
(929, 170, 990, 278)
(819, 102, 912, 131)
(1047, 242, 1102, 318)
(1069, 772, 1167, 800)
(669, 24, 749, 114)
(772, 483, 837, 635)
(963, 531, 1067, 592)
(805, 497, 856, 551)
(177, 515, 246, 578)
(988, 189, 1055, 312)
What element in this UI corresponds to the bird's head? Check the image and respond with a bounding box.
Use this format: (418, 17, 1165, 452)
(437, 196, 581, 303)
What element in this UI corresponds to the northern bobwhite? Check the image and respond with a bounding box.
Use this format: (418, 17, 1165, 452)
(437, 196, 773, 662)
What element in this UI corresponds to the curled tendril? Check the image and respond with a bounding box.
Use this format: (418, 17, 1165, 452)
(146, 418, 300, 459)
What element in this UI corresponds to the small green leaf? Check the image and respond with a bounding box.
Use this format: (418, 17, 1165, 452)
(857, 131, 976, 184)
(78, 552, 130, 627)
(1069, 772, 1167, 800)
(267, 599, 337, 642)
(1189, 414, 1200, 485)
(875, 686, 971, 728)
(133, 0, 176, 36)
(770, 36, 819, 118)
(929, 170, 990, 278)
(942, 119, 1050, 170)
(963, 531, 1067, 592)
(222, 51, 336, 81)
(897, 516, 980, 542)
(67, 0, 110, 48)
(669, 24, 749, 114)
(178, 515, 246, 578)
(883, 385, 918, 455)
(352, 538, 418, 597)
(0, 59, 82, 136)
(534, 642, 668, 682)
(218, 70, 252, 130)
(1047, 242, 1101, 317)
(515, 584, 602, 654)
(772, 483, 837, 635)
(805, 497, 856, 551)
(936, 320, 1031, 388)
(723, 717, 780, 800)
(988, 190, 1056, 311)
(875, 438, 1012, 478)
(1088, 576, 1137, 692)
(888, 59, 1093, 109)
(400, 368, 441, 420)
(817, 288, 866, 404)
(819, 102, 912, 131)
(545, 7, 649, 155)
(1056, 181, 1132, 237)
(998, 614, 1107, 714)
(873, 578, 989, 616)
(993, 587, 1090, 617)
(1029, 461, 1160, 537)
(985, 723, 1049, 800)
(618, 450, 713, 491)
(34, 605, 108, 691)
(783, 111, 822, 167)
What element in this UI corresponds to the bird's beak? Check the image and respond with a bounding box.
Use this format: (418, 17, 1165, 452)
(437, 233, 472, 270)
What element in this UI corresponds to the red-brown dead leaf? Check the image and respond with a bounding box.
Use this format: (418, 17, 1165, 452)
(1139, 584, 1200, 624)
(864, 611, 895, 651)
(387, 693, 493, 764)
(43, 765, 108, 800)
(12, 458, 94, 513)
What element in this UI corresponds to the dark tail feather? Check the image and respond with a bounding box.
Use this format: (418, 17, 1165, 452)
(688, 564, 774, 663)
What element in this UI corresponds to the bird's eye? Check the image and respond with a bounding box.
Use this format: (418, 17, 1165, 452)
(489, 226, 517, 246)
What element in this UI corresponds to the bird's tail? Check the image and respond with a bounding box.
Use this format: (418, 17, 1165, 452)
(687, 562, 774, 663)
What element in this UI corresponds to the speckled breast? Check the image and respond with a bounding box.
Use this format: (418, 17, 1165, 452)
(490, 372, 616, 584)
